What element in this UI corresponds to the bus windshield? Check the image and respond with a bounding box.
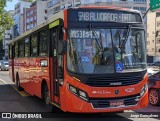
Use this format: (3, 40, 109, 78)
(67, 28, 146, 74)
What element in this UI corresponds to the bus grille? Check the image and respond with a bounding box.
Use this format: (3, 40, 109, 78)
(90, 94, 140, 108)
(84, 75, 141, 87)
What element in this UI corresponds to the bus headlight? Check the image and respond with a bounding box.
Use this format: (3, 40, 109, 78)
(68, 83, 88, 101)
(140, 83, 148, 97)
(68, 84, 78, 95)
(79, 90, 88, 101)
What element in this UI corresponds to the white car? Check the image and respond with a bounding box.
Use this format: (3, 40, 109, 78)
(147, 68, 157, 77)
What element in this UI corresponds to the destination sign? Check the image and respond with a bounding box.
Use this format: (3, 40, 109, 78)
(70, 30, 100, 39)
(68, 9, 142, 23)
(78, 12, 133, 22)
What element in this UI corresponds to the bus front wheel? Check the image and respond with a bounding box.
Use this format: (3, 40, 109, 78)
(44, 84, 61, 112)
(44, 84, 54, 112)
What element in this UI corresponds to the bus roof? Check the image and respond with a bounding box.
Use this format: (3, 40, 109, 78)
(10, 6, 141, 44)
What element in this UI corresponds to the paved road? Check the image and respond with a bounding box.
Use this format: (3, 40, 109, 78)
(0, 71, 159, 121)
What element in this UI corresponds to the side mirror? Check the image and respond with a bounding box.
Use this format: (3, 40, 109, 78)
(58, 40, 66, 55)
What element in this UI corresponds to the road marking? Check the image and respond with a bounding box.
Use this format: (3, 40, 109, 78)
(0, 78, 30, 97)
(0, 79, 8, 84)
(13, 86, 31, 97)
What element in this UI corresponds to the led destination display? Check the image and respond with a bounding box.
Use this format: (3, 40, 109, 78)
(68, 9, 142, 23)
(70, 30, 100, 39)
(78, 12, 132, 22)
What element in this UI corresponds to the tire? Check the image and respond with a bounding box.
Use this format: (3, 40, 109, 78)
(44, 84, 54, 112)
(16, 74, 23, 91)
(149, 89, 160, 106)
(44, 84, 61, 112)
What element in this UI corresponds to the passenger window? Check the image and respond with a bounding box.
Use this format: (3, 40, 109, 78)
(25, 37, 30, 57)
(9, 45, 12, 59)
(39, 29, 48, 56)
(15, 43, 18, 58)
(31, 34, 37, 57)
(19, 40, 24, 57)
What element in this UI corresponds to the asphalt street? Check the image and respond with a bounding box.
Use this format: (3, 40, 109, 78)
(0, 71, 159, 121)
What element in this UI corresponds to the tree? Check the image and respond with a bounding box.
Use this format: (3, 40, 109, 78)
(0, 39, 5, 59)
(0, 0, 13, 41)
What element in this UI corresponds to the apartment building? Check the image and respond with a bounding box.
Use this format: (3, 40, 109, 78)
(146, 0, 160, 62)
(156, 16, 160, 56)
(13, 1, 31, 38)
(147, 12, 160, 62)
(46, 0, 147, 17)
(24, 0, 47, 32)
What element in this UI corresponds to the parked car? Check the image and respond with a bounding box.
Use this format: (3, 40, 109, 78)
(152, 61, 160, 66)
(147, 68, 156, 77)
(0, 61, 9, 71)
(147, 63, 154, 66)
(0, 60, 2, 69)
(148, 71, 160, 106)
(0, 60, 2, 67)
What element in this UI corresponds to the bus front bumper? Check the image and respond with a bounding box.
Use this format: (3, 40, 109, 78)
(62, 90, 148, 113)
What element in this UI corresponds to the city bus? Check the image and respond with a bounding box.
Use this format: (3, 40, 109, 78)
(9, 6, 148, 113)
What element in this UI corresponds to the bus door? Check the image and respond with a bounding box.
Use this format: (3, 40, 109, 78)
(50, 26, 64, 105)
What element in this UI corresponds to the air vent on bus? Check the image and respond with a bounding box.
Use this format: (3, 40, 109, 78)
(84, 75, 141, 87)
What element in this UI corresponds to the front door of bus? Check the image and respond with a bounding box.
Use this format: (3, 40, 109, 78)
(51, 27, 63, 105)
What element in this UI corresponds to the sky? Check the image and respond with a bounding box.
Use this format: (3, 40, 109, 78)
(5, 0, 19, 11)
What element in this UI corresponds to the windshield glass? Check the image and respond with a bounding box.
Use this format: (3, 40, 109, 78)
(67, 28, 146, 74)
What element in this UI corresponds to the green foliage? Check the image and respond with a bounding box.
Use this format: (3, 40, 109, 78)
(0, 39, 5, 59)
(0, 0, 13, 41)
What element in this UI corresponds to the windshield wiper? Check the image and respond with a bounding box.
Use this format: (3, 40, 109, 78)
(120, 25, 131, 49)
(89, 24, 103, 51)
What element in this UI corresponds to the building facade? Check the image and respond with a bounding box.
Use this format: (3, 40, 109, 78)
(24, 0, 47, 32)
(3, 10, 15, 58)
(147, 12, 160, 62)
(13, 1, 31, 38)
(156, 16, 160, 57)
(46, 0, 147, 17)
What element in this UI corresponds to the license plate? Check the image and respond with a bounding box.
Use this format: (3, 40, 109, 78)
(110, 100, 124, 107)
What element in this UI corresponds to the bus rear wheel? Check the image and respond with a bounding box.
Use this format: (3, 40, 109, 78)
(149, 89, 160, 106)
(16, 74, 23, 91)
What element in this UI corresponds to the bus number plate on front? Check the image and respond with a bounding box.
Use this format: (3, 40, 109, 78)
(110, 100, 124, 107)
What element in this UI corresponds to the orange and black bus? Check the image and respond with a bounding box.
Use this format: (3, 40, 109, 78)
(9, 6, 148, 113)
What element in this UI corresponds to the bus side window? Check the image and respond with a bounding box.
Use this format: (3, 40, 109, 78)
(19, 40, 24, 57)
(24, 37, 30, 57)
(9, 45, 12, 59)
(15, 42, 18, 58)
(31, 34, 38, 57)
(39, 29, 48, 56)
